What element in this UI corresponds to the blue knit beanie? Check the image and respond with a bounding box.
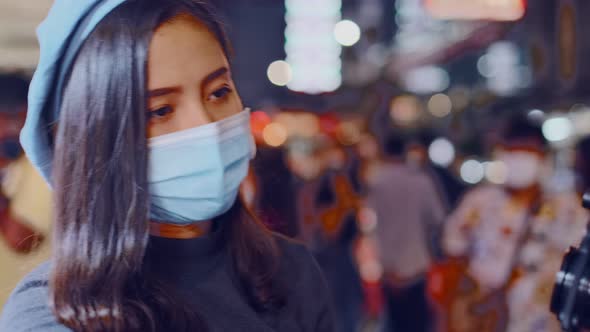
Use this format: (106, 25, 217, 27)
(21, 0, 127, 183)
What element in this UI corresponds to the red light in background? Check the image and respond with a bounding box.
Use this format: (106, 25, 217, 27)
(424, 0, 526, 21)
(250, 110, 271, 144)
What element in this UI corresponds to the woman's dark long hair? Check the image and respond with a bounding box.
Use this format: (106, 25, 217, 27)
(51, 1, 283, 330)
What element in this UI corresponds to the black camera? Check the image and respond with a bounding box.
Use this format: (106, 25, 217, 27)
(550, 192, 590, 332)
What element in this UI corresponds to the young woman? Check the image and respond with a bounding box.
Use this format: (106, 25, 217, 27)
(0, 0, 334, 331)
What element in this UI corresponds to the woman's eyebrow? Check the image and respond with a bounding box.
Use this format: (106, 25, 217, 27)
(148, 86, 182, 98)
(148, 67, 229, 98)
(201, 67, 229, 87)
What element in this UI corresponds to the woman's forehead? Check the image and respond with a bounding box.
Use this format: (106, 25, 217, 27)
(148, 14, 228, 88)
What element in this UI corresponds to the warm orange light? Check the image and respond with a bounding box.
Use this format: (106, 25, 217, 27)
(425, 0, 526, 21)
(262, 122, 288, 147)
(250, 111, 271, 133)
(336, 121, 362, 146)
(275, 112, 320, 138)
(389, 95, 421, 126)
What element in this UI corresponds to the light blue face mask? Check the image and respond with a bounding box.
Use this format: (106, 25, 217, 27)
(148, 109, 255, 224)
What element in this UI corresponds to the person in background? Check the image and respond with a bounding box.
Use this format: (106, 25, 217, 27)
(0, 74, 53, 309)
(0, 74, 46, 254)
(287, 137, 325, 245)
(312, 140, 364, 332)
(407, 130, 465, 211)
(506, 141, 588, 332)
(575, 136, 590, 196)
(366, 134, 446, 332)
(443, 117, 587, 332)
(406, 131, 465, 262)
(356, 133, 382, 188)
(250, 146, 299, 237)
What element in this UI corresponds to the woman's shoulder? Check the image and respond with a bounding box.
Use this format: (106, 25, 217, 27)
(7, 260, 51, 295)
(271, 234, 335, 331)
(0, 261, 68, 332)
(271, 233, 328, 297)
(272, 233, 319, 274)
(3, 261, 51, 303)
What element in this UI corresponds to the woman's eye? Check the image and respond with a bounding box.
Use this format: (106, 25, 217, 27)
(208, 86, 232, 102)
(147, 106, 173, 120)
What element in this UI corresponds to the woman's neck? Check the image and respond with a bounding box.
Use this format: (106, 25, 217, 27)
(149, 220, 213, 239)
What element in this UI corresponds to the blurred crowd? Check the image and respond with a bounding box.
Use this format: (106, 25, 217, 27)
(0, 69, 589, 332)
(241, 98, 590, 332)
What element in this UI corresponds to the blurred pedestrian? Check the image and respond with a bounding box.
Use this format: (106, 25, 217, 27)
(367, 134, 446, 332)
(407, 130, 465, 211)
(441, 116, 587, 332)
(250, 146, 299, 237)
(574, 136, 590, 196)
(0, 74, 46, 254)
(312, 142, 364, 332)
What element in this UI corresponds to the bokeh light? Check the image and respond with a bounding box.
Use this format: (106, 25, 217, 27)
(334, 19, 361, 47)
(477, 55, 494, 78)
(428, 93, 453, 118)
(285, 0, 342, 94)
(428, 138, 455, 167)
(390, 95, 421, 126)
(448, 87, 470, 111)
(425, 0, 526, 21)
(527, 109, 545, 123)
(460, 159, 485, 184)
(485, 161, 508, 184)
(402, 66, 450, 94)
(263, 122, 288, 147)
(267, 60, 292, 86)
(542, 116, 573, 142)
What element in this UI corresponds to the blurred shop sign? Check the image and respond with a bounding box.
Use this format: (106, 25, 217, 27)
(424, 0, 526, 21)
